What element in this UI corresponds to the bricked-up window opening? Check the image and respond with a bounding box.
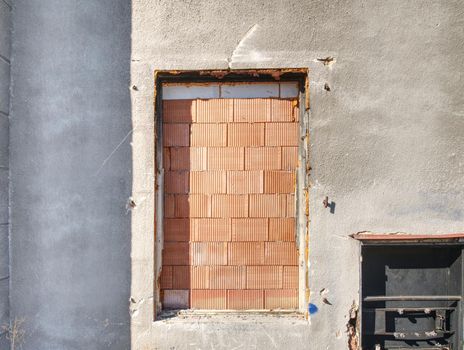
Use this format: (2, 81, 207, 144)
(361, 243, 463, 350)
(158, 79, 304, 312)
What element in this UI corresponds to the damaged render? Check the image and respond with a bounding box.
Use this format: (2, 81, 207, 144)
(347, 302, 359, 350)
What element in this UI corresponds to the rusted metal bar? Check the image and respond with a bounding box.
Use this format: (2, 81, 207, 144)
(371, 330, 454, 339)
(363, 307, 455, 312)
(364, 295, 462, 302)
(352, 232, 464, 241)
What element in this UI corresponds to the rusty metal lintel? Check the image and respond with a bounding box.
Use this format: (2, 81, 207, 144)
(351, 232, 464, 243)
(154, 68, 310, 110)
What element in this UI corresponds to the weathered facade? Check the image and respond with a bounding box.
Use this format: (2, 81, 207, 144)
(1, 0, 463, 349)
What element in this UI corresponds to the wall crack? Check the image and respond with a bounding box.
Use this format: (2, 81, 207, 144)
(227, 24, 260, 68)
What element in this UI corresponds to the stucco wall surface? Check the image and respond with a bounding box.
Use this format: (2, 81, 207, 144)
(0, 0, 11, 348)
(10, 1, 132, 349)
(130, 0, 464, 349)
(5, 0, 464, 349)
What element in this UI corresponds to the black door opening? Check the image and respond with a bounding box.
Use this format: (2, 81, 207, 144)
(361, 244, 463, 350)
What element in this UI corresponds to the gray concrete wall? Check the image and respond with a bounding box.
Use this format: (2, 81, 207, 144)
(9, 1, 132, 349)
(0, 0, 11, 348)
(130, 0, 464, 349)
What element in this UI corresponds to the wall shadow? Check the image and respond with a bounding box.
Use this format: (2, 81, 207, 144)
(160, 99, 193, 312)
(9, 1, 132, 349)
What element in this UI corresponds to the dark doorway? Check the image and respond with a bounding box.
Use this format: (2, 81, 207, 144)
(361, 244, 463, 349)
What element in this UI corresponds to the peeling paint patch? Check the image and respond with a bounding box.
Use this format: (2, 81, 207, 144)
(347, 302, 359, 350)
(316, 57, 335, 66)
(126, 197, 136, 211)
(228, 24, 262, 68)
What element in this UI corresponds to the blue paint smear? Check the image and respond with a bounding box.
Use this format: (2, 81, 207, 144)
(308, 303, 318, 315)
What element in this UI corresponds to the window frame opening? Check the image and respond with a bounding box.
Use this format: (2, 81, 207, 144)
(356, 234, 464, 350)
(153, 69, 310, 320)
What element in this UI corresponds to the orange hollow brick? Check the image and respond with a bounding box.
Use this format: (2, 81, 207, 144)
(265, 123, 298, 147)
(228, 290, 264, 310)
(160, 265, 173, 289)
(191, 123, 227, 147)
(190, 242, 227, 266)
(190, 171, 226, 194)
(249, 194, 286, 218)
(191, 218, 231, 242)
(197, 99, 233, 123)
(283, 266, 299, 289)
(264, 289, 298, 309)
(269, 218, 296, 241)
(164, 171, 189, 194)
(163, 99, 196, 123)
(190, 290, 227, 310)
(211, 194, 248, 218)
(175, 194, 211, 218)
(264, 171, 295, 194)
(227, 171, 263, 194)
(247, 266, 283, 289)
(228, 123, 265, 147)
(190, 266, 210, 289)
(228, 242, 265, 265)
(231, 218, 268, 241)
(170, 147, 207, 171)
(210, 266, 246, 289)
(162, 242, 189, 266)
(270, 99, 299, 122)
(264, 242, 298, 265)
(163, 123, 190, 147)
(172, 265, 190, 289)
(164, 218, 190, 242)
(234, 99, 271, 123)
(245, 147, 281, 170)
(282, 147, 298, 170)
(208, 147, 244, 170)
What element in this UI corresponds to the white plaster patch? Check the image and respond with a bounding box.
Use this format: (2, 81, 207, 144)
(162, 82, 299, 100)
(162, 84, 220, 100)
(221, 83, 279, 98)
(280, 82, 299, 98)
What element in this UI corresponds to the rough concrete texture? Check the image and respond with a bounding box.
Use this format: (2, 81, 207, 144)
(0, 0, 10, 347)
(3, 0, 463, 349)
(153, 314, 310, 350)
(131, 0, 464, 349)
(10, 1, 131, 349)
